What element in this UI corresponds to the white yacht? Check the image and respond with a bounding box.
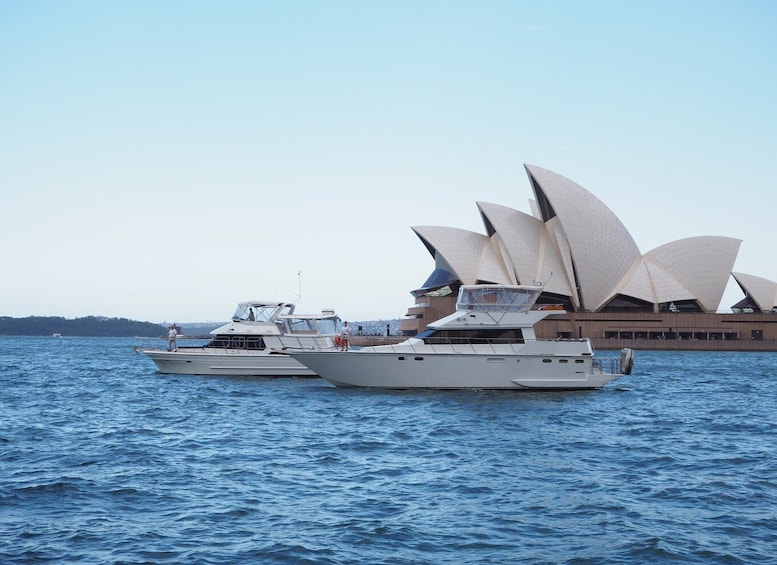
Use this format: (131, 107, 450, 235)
(141, 301, 341, 376)
(289, 284, 634, 390)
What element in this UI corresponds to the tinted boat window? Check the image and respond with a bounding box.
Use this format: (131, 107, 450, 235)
(421, 329, 524, 344)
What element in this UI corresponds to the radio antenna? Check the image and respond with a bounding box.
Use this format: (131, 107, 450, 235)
(296, 271, 302, 303)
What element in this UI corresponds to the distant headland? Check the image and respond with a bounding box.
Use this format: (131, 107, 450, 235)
(0, 316, 402, 338)
(0, 316, 168, 337)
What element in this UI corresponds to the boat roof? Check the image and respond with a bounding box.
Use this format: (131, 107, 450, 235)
(278, 312, 340, 321)
(459, 284, 545, 291)
(238, 300, 294, 307)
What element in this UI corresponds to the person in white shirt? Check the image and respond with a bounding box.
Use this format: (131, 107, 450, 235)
(339, 321, 351, 351)
(167, 325, 178, 351)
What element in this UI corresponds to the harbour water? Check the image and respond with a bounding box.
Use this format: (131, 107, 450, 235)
(1, 336, 776, 563)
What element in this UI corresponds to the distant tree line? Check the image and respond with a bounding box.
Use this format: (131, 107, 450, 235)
(0, 316, 168, 337)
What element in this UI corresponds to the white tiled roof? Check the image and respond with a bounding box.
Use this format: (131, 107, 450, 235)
(732, 272, 777, 312)
(411, 226, 491, 285)
(411, 165, 766, 313)
(524, 164, 642, 311)
(645, 236, 740, 311)
(476, 202, 573, 297)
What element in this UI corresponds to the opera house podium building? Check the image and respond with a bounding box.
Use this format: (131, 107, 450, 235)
(400, 164, 777, 351)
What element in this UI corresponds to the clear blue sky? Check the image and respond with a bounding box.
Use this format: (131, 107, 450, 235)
(1, 1, 775, 322)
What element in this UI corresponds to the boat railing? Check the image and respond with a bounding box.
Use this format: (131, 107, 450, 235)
(423, 336, 587, 346)
(373, 337, 586, 355)
(592, 356, 622, 375)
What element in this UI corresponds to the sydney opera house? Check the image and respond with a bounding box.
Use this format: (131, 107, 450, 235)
(398, 165, 777, 350)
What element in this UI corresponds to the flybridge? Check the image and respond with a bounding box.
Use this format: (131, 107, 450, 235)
(455, 285, 545, 314)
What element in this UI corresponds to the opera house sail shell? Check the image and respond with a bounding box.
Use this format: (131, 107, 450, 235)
(731, 272, 777, 313)
(399, 164, 777, 349)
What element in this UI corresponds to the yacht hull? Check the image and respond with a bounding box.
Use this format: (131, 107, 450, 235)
(289, 350, 620, 390)
(142, 348, 317, 377)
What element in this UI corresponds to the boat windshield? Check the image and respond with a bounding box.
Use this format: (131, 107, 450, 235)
(456, 286, 541, 313)
(232, 303, 293, 322)
(281, 315, 342, 335)
(315, 316, 342, 335)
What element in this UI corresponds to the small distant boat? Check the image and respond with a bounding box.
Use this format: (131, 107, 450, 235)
(140, 300, 342, 377)
(52, 333, 62, 338)
(289, 284, 634, 390)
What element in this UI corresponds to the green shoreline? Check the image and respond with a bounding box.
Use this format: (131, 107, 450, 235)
(0, 316, 168, 338)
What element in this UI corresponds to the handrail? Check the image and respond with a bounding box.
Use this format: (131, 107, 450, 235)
(535, 304, 565, 311)
(593, 357, 622, 374)
(361, 337, 590, 355)
(418, 336, 589, 346)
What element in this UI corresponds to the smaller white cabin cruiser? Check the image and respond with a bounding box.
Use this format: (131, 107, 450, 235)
(289, 284, 634, 390)
(141, 301, 341, 376)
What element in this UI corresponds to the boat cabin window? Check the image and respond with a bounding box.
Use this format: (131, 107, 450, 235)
(279, 316, 342, 335)
(208, 336, 230, 348)
(421, 328, 524, 344)
(206, 336, 266, 350)
(314, 317, 342, 335)
(284, 318, 318, 334)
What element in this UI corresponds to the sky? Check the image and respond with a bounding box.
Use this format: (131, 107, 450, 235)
(1, 1, 776, 323)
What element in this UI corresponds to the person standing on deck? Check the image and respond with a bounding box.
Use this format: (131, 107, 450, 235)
(339, 321, 351, 351)
(167, 325, 178, 351)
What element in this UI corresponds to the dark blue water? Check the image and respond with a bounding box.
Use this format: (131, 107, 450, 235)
(2, 336, 776, 564)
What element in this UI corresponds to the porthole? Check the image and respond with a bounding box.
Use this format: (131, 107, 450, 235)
(542, 359, 552, 363)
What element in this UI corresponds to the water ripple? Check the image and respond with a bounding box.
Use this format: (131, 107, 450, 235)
(1, 339, 777, 563)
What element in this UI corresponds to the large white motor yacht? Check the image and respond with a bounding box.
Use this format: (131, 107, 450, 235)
(142, 301, 341, 376)
(289, 284, 634, 390)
